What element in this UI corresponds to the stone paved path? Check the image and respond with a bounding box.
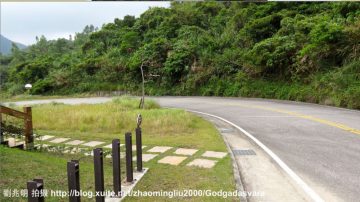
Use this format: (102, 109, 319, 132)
(34, 136, 228, 169)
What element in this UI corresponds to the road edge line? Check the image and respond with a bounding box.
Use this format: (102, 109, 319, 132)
(207, 116, 248, 202)
(185, 109, 324, 202)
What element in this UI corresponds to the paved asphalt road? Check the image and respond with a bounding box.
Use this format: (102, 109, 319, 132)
(5, 96, 360, 202)
(154, 97, 360, 202)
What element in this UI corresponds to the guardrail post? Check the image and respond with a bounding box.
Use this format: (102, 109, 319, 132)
(27, 178, 44, 202)
(67, 160, 80, 202)
(125, 132, 133, 182)
(94, 148, 105, 202)
(23, 107, 33, 149)
(136, 127, 143, 172)
(112, 139, 121, 197)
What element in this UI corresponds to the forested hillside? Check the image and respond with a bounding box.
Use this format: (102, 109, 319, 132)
(1, 2, 359, 108)
(0, 35, 27, 55)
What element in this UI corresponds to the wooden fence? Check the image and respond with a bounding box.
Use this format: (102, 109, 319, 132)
(0, 105, 33, 149)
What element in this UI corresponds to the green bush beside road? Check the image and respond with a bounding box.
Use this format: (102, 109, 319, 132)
(1, 2, 359, 109)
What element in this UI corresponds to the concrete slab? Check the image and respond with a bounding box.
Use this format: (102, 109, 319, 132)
(147, 146, 172, 153)
(158, 156, 187, 166)
(132, 145, 147, 151)
(82, 141, 105, 147)
(84, 151, 93, 156)
(50, 138, 70, 144)
(65, 140, 85, 145)
(103, 143, 125, 149)
(70, 147, 82, 154)
(202, 151, 227, 159)
(95, 152, 124, 158)
(7, 138, 25, 147)
(105, 168, 149, 202)
(40, 144, 49, 148)
(133, 154, 158, 162)
(120, 152, 125, 158)
(187, 158, 217, 168)
(46, 146, 57, 152)
(174, 148, 198, 156)
(39, 135, 54, 140)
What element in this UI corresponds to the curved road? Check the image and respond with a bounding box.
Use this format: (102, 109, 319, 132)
(5, 96, 360, 201)
(154, 97, 360, 202)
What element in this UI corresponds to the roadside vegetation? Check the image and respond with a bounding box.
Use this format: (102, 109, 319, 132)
(28, 97, 223, 150)
(1, 97, 236, 201)
(0, 146, 235, 202)
(1, 2, 359, 109)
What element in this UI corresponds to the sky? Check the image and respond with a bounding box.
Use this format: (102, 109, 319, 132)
(0, 2, 170, 45)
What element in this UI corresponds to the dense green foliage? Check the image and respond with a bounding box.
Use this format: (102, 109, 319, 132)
(1, 2, 359, 108)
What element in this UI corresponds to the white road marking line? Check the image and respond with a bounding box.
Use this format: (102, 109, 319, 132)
(186, 109, 324, 202)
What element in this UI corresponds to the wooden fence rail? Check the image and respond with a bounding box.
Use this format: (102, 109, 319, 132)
(0, 105, 33, 149)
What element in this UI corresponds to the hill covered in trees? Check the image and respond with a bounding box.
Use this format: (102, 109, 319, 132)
(1, 2, 359, 109)
(0, 35, 27, 55)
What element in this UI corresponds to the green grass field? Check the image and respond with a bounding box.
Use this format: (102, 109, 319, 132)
(29, 97, 225, 150)
(0, 97, 236, 201)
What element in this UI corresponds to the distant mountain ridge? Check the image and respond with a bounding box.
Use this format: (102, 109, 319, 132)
(0, 34, 27, 55)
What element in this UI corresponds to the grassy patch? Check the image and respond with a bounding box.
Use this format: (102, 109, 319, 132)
(29, 97, 224, 151)
(1, 97, 236, 201)
(0, 146, 235, 202)
(0, 146, 115, 202)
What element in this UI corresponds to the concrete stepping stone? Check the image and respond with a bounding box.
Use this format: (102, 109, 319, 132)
(202, 151, 227, 159)
(103, 143, 125, 149)
(85, 151, 125, 158)
(38, 135, 54, 140)
(50, 138, 70, 144)
(158, 156, 187, 166)
(174, 148, 198, 156)
(70, 148, 82, 154)
(65, 140, 85, 146)
(147, 146, 172, 153)
(132, 145, 147, 151)
(82, 141, 105, 147)
(133, 154, 158, 162)
(187, 158, 217, 168)
(39, 144, 49, 148)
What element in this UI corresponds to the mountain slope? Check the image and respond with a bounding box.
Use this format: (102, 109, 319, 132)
(0, 35, 27, 55)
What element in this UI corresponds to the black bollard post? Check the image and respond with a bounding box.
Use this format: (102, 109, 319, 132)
(136, 127, 143, 172)
(112, 139, 121, 197)
(125, 132, 133, 182)
(93, 148, 105, 202)
(67, 160, 80, 202)
(27, 178, 44, 202)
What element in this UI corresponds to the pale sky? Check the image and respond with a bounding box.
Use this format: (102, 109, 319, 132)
(0, 2, 170, 45)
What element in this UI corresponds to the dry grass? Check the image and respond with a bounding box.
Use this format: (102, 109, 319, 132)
(31, 97, 225, 151)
